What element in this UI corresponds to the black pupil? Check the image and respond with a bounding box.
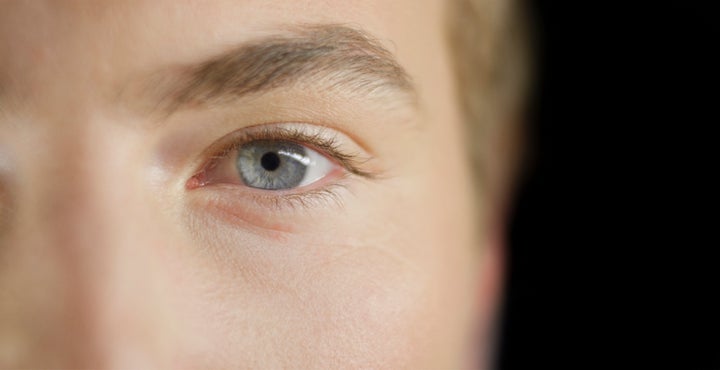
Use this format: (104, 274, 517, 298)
(260, 152, 281, 171)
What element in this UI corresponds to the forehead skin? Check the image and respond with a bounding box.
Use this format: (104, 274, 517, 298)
(0, 0, 447, 111)
(0, 1, 487, 368)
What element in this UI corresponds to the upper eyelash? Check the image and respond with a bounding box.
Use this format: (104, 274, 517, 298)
(203, 125, 376, 179)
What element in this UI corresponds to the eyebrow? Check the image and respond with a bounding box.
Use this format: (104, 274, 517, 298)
(145, 24, 416, 115)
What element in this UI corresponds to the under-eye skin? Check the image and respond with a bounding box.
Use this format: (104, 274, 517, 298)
(187, 124, 377, 209)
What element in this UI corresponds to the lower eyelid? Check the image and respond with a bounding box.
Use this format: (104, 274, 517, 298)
(186, 179, 352, 233)
(187, 191, 299, 234)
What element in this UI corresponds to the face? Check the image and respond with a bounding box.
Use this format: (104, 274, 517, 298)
(0, 0, 498, 368)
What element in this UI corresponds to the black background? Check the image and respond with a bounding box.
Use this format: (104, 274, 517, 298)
(496, 2, 718, 369)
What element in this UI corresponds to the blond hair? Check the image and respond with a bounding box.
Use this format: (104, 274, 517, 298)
(446, 0, 532, 211)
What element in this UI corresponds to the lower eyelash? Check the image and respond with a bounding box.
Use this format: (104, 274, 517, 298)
(260, 182, 350, 211)
(195, 178, 354, 225)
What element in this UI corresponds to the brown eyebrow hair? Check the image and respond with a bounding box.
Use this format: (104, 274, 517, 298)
(154, 24, 416, 114)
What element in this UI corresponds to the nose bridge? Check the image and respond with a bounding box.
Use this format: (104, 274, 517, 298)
(33, 117, 130, 259)
(3, 115, 171, 367)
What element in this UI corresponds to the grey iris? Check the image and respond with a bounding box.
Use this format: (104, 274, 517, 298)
(236, 140, 309, 190)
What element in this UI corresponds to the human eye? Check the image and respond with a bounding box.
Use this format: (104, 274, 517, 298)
(187, 123, 374, 209)
(234, 139, 333, 190)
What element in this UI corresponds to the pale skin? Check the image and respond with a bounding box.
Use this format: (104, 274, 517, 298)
(0, 1, 500, 368)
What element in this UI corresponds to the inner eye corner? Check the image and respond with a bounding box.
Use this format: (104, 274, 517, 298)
(186, 171, 206, 190)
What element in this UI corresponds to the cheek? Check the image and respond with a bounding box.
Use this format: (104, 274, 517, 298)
(166, 231, 433, 368)
(167, 182, 476, 367)
(165, 115, 480, 367)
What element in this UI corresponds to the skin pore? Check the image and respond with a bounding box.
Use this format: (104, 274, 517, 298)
(0, 0, 499, 368)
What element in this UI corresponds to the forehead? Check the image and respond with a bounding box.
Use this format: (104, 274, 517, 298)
(0, 0, 446, 112)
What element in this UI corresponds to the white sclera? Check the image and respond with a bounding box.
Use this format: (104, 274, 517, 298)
(286, 147, 334, 187)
